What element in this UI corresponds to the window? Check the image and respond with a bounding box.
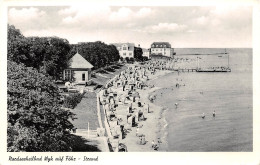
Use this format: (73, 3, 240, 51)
(123, 53, 126, 56)
(82, 73, 85, 81)
(123, 47, 127, 50)
(161, 49, 162, 51)
(65, 70, 72, 81)
(129, 53, 132, 56)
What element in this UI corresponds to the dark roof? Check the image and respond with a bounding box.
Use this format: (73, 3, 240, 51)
(151, 42, 171, 48)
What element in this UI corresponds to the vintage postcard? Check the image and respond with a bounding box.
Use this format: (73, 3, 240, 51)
(1, 0, 260, 164)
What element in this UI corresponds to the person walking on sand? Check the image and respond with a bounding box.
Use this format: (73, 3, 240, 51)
(213, 110, 216, 117)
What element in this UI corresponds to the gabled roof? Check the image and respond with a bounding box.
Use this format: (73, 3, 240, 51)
(122, 43, 135, 47)
(151, 42, 171, 48)
(69, 52, 94, 69)
(111, 43, 135, 51)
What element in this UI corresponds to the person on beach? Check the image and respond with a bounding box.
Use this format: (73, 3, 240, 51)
(151, 140, 155, 148)
(157, 138, 162, 145)
(213, 110, 216, 117)
(151, 140, 159, 150)
(202, 113, 205, 119)
(175, 103, 178, 108)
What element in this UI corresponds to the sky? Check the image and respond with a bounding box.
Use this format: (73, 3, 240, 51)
(8, 6, 252, 48)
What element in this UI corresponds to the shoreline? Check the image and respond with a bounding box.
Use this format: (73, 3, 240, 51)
(137, 85, 169, 151)
(123, 69, 173, 151)
(144, 71, 175, 152)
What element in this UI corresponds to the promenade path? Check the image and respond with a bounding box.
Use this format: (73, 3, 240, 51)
(69, 63, 128, 152)
(72, 129, 110, 152)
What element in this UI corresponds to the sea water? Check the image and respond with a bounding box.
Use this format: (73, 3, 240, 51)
(150, 48, 252, 151)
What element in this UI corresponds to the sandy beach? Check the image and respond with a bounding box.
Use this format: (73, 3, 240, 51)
(131, 70, 172, 151)
(98, 63, 173, 152)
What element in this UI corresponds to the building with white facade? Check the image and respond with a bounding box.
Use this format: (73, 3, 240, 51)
(111, 43, 135, 59)
(150, 42, 174, 58)
(142, 48, 150, 59)
(63, 52, 93, 84)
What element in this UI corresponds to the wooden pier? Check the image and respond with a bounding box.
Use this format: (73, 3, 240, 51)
(196, 68, 231, 72)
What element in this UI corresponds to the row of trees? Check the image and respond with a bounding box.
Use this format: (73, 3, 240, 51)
(68, 42, 120, 69)
(8, 25, 71, 80)
(8, 25, 121, 79)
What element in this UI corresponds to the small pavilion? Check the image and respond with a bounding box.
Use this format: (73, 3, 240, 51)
(63, 52, 93, 84)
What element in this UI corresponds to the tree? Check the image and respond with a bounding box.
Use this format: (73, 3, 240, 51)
(119, 57, 124, 62)
(143, 56, 149, 61)
(7, 24, 24, 40)
(7, 25, 31, 65)
(7, 61, 75, 151)
(134, 47, 143, 61)
(22, 37, 71, 79)
(68, 42, 120, 70)
(129, 57, 134, 63)
(8, 25, 71, 80)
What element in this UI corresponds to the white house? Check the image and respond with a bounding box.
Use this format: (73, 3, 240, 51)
(150, 42, 174, 58)
(142, 48, 150, 59)
(63, 52, 93, 84)
(112, 43, 135, 59)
